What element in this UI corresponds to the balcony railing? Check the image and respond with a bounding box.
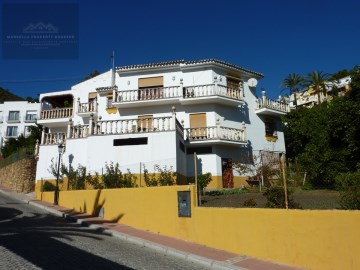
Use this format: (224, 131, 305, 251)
(184, 126, 246, 143)
(77, 100, 98, 114)
(93, 116, 174, 135)
(113, 83, 244, 105)
(40, 108, 73, 120)
(42, 132, 66, 145)
(69, 125, 89, 139)
(256, 97, 290, 113)
(115, 86, 182, 102)
(183, 84, 243, 100)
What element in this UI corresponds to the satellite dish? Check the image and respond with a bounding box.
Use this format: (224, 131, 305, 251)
(247, 78, 258, 87)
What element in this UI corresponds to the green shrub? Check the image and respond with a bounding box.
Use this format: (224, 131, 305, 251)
(336, 169, 360, 210)
(61, 165, 87, 190)
(243, 198, 257, 207)
(263, 186, 302, 209)
(41, 181, 56, 192)
(197, 173, 212, 195)
(101, 162, 137, 189)
(143, 164, 176, 186)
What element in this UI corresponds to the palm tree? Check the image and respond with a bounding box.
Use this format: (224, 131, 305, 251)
(305, 71, 331, 104)
(281, 73, 305, 108)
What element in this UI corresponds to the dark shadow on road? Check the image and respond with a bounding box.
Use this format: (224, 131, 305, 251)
(0, 204, 133, 270)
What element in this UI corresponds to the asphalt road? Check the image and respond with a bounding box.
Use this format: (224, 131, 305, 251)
(0, 192, 210, 270)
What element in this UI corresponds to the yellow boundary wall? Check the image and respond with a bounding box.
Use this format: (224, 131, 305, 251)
(37, 185, 360, 270)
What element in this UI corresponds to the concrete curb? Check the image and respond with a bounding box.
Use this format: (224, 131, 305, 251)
(0, 189, 246, 270)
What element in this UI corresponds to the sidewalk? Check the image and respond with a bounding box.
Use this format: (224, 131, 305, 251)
(0, 185, 304, 270)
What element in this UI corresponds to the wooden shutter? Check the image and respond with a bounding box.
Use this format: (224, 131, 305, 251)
(88, 92, 97, 99)
(189, 113, 207, 139)
(138, 76, 163, 88)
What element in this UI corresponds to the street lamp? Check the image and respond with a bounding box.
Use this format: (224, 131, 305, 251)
(54, 140, 64, 205)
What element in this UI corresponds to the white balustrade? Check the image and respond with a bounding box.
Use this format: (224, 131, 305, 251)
(93, 116, 174, 136)
(256, 97, 290, 113)
(42, 132, 66, 145)
(115, 86, 181, 102)
(184, 126, 246, 142)
(40, 108, 73, 119)
(69, 125, 89, 139)
(184, 84, 244, 100)
(78, 100, 97, 113)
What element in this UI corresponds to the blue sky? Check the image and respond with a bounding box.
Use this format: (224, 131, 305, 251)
(1, 0, 359, 99)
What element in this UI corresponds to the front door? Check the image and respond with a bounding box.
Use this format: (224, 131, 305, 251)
(222, 158, 234, 188)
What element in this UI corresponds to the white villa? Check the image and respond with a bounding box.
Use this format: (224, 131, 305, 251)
(0, 101, 40, 149)
(35, 59, 289, 190)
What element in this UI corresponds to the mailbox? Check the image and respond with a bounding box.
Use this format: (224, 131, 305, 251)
(177, 191, 191, 217)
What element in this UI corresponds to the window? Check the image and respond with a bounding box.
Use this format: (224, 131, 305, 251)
(0, 111, 3, 122)
(88, 92, 97, 111)
(138, 76, 164, 100)
(8, 111, 20, 121)
(106, 94, 113, 109)
(265, 118, 277, 139)
(189, 113, 207, 139)
(6, 126, 18, 137)
(113, 137, 148, 146)
(25, 110, 37, 122)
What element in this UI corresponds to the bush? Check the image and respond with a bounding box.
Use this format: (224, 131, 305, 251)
(336, 169, 360, 210)
(101, 162, 137, 189)
(143, 164, 176, 186)
(263, 186, 301, 209)
(61, 165, 87, 190)
(41, 181, 56, 192)
(243, 198, 257, 207)
(197, 173, 212, 195)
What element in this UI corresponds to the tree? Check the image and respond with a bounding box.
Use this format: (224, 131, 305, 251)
(304, 71, 331, 102)
(0, 124, 43, 158)
(282, 66, 360, 188)
(281, 73, 305, 107)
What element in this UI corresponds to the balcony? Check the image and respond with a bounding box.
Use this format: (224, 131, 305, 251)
(184, 124, 247, 146)
(37, 108, 73, 127)
(112, 83, 244, 108)
(77, 98, 98, 117)
(255, 91, 290, 116)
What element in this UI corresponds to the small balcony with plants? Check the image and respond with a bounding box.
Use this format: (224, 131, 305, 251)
(38, 94, 74, 127)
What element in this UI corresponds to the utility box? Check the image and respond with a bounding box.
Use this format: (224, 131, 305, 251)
(177, 191, 191, 217)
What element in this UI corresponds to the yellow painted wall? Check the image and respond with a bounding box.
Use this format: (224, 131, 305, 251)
(38, 186, 360, 270)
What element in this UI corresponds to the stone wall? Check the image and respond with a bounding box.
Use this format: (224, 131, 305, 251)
(0, 158, 36, 193)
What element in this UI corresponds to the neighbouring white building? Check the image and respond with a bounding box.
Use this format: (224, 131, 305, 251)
(35, 59, 289, 190)
(0, 101, 40, 149)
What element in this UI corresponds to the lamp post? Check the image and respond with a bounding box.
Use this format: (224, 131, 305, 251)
(54, 141, 64, 205)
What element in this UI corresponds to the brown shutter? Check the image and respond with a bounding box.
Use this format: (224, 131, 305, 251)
(138, 76, 163, 88)
(190, 113, 207, 128)
(88, 92, 97, 99)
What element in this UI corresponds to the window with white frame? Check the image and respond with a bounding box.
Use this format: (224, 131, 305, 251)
(25, 110, 37, 121)
(6, 126, 18, 137)
(8, 111, 20, 121)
